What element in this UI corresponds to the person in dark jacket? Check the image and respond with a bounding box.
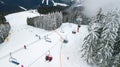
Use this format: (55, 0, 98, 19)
(24, 45, 27, 49)
(45, 55, 53, 62)
(77, 25, 81, 32)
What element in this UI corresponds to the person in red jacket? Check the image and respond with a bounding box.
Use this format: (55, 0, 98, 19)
(21, 65, 24, 67)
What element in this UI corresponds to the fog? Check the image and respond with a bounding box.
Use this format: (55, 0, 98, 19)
(83, 0, 120, 17)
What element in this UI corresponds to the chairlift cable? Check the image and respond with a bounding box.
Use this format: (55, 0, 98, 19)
(59, 43, 63, 67)
(53, 30, 64, 41)
(0, 30, 58, 60)
(28, 41, 62, 67)
(0, 39, 40, 60)
(0, 30, 68, 63)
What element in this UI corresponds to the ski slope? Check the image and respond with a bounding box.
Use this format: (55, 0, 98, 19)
(0, 10, 90, 67)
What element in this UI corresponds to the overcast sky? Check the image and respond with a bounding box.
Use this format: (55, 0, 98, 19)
(83, 0, 120, 17)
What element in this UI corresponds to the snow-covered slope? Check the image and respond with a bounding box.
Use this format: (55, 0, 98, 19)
(19, 6, 27, 11)
(0, 10, 90, 67)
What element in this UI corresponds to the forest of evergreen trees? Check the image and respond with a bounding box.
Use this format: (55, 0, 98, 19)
(27, 12, 63, 30)
(37, 5, 69, 14)
(0, 12, 11, 44)
(0, 12, 7, 24)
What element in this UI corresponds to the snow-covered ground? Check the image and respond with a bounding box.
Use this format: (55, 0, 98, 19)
(19, 6, 27, 11)
(0, 10, 90, 67)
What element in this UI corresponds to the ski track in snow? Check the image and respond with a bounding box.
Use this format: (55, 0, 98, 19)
(0, 10, 90, 67)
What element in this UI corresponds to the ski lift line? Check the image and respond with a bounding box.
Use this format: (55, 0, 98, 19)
(33, 30, 54, 38)
(0, 39, 40, 60)
(13, 39, 40, 54)
(0, 30, 65, 59)
(26, 39, 40, 47)
(53, 31, 64, 43)
(59, 43, 63, 67)
(0, 30, 56, 60)
(53, 30, 64, 40)
(0, 29, 68, 60)
(28, 40, 62, 67)
(0, 30, 57, 60)
(0, 47, 24, 60)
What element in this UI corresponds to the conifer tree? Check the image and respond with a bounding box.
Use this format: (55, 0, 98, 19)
(82, 9, 120, 67)
(82, 9, 105, 65)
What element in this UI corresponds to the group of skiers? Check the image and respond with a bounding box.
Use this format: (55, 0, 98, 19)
(72, 25, 81, 34)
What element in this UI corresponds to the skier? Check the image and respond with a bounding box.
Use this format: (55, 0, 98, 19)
(67, 57, 69, 60)
(72, 30, 76, 34)
(76, 15, 82, 32)
(24, 45, 27, 49)
(21, 65, 24, 67)
(39, 36, 41, 40)
(35, 34, 38, 37)
(77, 25, 81, 32)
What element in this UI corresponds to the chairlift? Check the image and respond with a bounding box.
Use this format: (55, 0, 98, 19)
(63, 39, 68, 43)
(60, 27, 64, 33)
(44, 35, 52, 43)
(72, 31, 76, 34)
(45, 38, 52, 43)
(9, 57, 20, 65)
(45, 55, 53, 62)
(45, 51, 53, 62)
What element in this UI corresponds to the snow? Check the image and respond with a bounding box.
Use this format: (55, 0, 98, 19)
(42, 0, 68, 6)
(42, 0, 45, 4)
(19, 6, 27, 11)
(0, 10, 90, 67)
(42, 0, 49, 5)
(53, 2, 68, 6)
(52, 0, 68, 6)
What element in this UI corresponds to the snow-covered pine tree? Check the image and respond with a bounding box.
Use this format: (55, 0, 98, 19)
(81, 8, 105, 65)
(112, 9, 120, 67)
(113, 53, 120, 67)
(98, 9, 120, 67)
(82, 9, 120, 67)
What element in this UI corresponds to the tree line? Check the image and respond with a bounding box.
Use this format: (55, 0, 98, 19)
(27, 11, 63, 30)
